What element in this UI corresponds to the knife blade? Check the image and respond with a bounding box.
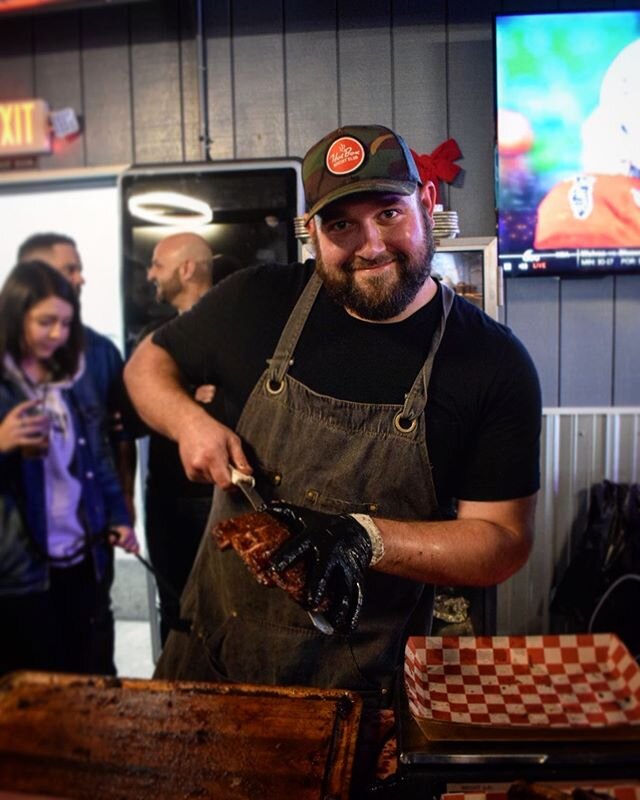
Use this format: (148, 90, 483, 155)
(228, 466, 334, 635)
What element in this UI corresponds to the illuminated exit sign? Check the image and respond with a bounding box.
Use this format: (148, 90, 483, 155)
(0, 99, 51, 157)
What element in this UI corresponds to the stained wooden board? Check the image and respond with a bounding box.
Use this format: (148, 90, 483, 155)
(0, 793, 68, 799)
(0, 671, 362, 800)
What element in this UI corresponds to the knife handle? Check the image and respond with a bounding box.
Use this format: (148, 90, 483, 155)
(230, 466, 256, 488)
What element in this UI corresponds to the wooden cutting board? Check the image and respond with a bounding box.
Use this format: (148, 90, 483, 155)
(0, 671, 362, 800)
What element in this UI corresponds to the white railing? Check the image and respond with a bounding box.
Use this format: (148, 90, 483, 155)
(497, 408, 640, 635)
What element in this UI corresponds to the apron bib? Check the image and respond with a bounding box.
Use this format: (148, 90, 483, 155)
(156, 274, 454, 706)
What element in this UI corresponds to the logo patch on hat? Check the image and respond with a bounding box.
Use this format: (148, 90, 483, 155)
(326, 136, 366, 175)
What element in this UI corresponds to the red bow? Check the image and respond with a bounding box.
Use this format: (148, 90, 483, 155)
(411, 139, 463, 202)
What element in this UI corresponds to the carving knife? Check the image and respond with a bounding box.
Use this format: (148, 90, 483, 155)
(228, 467, 334, 635)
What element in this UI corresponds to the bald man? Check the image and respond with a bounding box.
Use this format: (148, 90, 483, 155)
(138, 232, 218, 645)
(147, 232, 216, 313)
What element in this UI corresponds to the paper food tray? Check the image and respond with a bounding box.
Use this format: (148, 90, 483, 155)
(404, 633, 640, 742)
(441, 786, 640, 800)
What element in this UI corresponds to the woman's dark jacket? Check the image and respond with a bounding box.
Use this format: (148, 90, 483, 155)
(0, 369, 131, 596)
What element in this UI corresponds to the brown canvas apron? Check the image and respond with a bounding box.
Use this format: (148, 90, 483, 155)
(155, 274, 454, 707)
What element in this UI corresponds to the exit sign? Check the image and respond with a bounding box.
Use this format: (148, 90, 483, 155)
(0, 99, 51, 157)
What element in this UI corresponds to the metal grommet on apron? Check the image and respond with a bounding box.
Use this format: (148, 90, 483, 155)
(265, 378, 286, 396)
(156, 274, 456, 706)
(393, 413, 418, 433)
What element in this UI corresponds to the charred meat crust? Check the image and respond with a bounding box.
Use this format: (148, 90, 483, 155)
(214, 510, 308, 604)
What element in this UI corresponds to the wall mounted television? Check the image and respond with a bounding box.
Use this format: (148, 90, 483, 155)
(494, 9, 640, 278)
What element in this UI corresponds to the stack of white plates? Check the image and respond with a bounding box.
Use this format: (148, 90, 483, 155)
(432, 209, 460, 239)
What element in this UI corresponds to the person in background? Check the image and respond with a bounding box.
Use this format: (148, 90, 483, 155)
(17, 232, 137, 674)
(0, 261, 138, 677)
(132, 231, 219, 645)
(534, 38, 640, 249)
(125, 125, 541, 703)
(17, 233, 137, 513)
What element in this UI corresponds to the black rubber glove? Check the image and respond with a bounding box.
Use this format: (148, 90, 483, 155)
(267, 502, 373, 634)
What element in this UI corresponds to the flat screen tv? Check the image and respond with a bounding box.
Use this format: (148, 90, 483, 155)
(494, 9, 640, 278)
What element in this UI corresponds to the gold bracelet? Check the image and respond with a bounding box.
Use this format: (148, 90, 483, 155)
(350, 513, 385, 566)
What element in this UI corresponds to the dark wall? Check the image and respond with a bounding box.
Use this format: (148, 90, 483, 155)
(1, 0, 639, 406)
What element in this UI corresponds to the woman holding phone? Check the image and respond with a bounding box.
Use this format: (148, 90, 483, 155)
(0, 260, 138, 676)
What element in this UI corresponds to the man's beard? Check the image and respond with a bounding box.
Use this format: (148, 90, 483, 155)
(314, 207, 435, 321)
(155, 268, 182, 305)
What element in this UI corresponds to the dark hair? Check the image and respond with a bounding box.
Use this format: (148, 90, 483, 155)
(0, 261, 83, 379)
(17, 232, 77, 263)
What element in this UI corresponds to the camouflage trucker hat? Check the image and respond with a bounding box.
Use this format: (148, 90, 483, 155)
(302, 124, 421, 219)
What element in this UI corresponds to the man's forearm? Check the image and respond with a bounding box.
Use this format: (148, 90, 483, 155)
(373, 494, 536, 587)
(124, 335, 209, 442)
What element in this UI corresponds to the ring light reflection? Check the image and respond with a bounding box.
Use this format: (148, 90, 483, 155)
(127, 191, 213, 227)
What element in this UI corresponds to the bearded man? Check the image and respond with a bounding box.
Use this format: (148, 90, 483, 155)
(133, 232, 217, 645)
(125, 125, 541, 702)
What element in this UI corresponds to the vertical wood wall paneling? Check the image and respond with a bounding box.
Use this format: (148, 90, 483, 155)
(505, 277, 561, 406)
(283, 3, 339, 160)
(559, 277, 614, 406)
(34, 12, 84, 169)
(391, 0, 448, 158)
(337, 0, 393, 128)
(0, 17, 34, 100)
(80, 5, 133, 167)
(204, 0, 235, 161)
(231, 0, 287, 159)
(613, 276, 640, 405)
(130, 0, 183, 165)
(178, 0, 202, 163)
(445, 1, 500, 237)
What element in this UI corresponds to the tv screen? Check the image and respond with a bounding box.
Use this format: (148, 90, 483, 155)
(495, 10, 640, 277)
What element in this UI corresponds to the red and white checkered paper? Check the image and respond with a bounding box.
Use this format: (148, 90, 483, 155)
(405, 633, 640, 728)
(442, 787, 640, 800)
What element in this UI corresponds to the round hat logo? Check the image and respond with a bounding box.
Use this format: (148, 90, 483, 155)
(326, 136, 366, 175)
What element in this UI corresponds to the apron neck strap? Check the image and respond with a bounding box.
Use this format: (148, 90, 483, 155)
(399, 280, 455, 424)
(266, 271, 322, 387)
(266, 272, 455, 411)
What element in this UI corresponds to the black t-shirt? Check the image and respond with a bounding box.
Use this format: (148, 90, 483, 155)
(153, 261, 541, 511)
